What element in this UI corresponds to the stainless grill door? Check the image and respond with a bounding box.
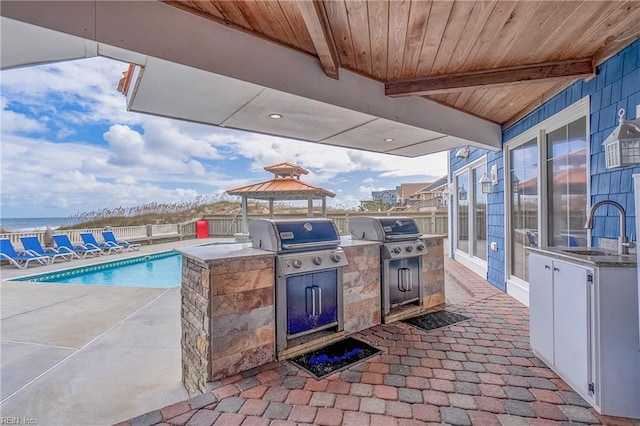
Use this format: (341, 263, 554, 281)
(286, 269, 338, 337)
(387, 257, 420, 308)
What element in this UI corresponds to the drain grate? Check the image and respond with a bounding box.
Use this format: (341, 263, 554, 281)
(403, 310, 472, 332)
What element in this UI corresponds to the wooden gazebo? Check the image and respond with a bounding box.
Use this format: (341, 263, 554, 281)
(226, 162, 335, 233)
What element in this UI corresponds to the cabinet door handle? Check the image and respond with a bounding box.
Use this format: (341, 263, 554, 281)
(553, 267, 560, 272)
(316, 286, 322, 315)
(544, 265, 551, 270)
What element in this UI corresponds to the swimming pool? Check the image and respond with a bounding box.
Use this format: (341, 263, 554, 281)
(11, 251, 182, 288)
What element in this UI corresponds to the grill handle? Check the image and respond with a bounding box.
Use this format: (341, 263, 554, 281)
(281, 240, 341, 250)
(315, 285, 322, 315)
(398, 267, 413, 292)
(385, 234, 422, 241)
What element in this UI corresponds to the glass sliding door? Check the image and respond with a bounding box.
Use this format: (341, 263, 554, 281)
(473, 166, 487, 261)
(510, 139, 538, 282)
(546, 117, 587, 247)
(456, 171, 469, 254)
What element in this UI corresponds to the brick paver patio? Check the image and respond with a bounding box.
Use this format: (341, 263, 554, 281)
(116, 258, 639, 426)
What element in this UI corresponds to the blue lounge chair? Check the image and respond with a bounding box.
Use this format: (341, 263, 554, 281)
(80, 232, 123, 255)
(0, 238, 49, 268)
(101, 231, 141, 251)
(20, 236, 73, 263)
(52, 234, 102, 259)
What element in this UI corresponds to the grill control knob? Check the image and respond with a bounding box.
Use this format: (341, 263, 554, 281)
(331, 253, 342, 263)
(292, 259, 302, 268)
(416, 244, 425, 251)
(405, 245, 414, 252)
(392, 247, 402, 254)
(313, 257, 323, 266)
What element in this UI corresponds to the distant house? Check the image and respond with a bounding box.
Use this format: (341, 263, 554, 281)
(397, 182, 430, 206)
(371, 189, 397, 205)
(411, 176, 449, 210)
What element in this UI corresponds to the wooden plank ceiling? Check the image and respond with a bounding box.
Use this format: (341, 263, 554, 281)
(166, 0, 640, 126)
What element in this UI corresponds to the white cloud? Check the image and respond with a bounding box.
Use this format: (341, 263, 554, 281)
(1, 97, 47, 134)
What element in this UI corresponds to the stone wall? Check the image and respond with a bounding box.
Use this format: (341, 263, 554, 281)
(209, 254, 276, 382)
(181, 257, 211, 396)
(342, 242, 381, 333)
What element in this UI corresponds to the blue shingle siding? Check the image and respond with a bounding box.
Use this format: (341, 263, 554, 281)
(448, 38, 640, 292)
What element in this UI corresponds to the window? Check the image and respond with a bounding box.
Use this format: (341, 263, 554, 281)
(473, 165, 487, 261)
(510, 139, 538, 281)
(546, 117, 587, 247)
(454, 159, 488, 270)
(504, 97, 589, 306)
(456, 171, 469, 254)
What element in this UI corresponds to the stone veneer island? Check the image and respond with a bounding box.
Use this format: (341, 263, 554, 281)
(175, 235, 444, 396)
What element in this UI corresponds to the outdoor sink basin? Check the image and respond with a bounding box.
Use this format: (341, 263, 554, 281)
(561, 248, 617, 256)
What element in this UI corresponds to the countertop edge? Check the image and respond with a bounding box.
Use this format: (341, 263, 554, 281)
(526, 246, 637, 268)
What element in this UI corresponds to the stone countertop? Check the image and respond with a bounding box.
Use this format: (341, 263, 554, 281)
(339, 236, 381, 247)
(420, 234, 446, 239)
(174, 243, 275, 262)
(527, 246, 637, 268)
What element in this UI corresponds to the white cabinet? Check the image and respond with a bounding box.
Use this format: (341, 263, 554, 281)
(529, 252, 640, 418)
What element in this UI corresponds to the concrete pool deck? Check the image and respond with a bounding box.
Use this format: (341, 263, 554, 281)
(0, 238, 227, 425)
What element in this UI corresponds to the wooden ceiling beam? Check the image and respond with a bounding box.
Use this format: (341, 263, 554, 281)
(385, 58, 594, 97)
(295, 0, 340, 80)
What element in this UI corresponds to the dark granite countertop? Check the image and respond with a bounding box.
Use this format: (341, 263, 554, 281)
(527, 246, 637, 268)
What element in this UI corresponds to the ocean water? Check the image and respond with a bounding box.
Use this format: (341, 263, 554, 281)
(0, 217, 81, 232)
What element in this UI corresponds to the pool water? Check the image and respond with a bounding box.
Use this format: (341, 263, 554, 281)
(12, 251, 182, 288)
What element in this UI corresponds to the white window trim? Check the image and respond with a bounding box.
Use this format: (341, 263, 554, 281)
(453, 155, 488, 277)
(503, 96, 590, 307)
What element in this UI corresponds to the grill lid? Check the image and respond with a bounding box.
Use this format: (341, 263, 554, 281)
(349, 216, 421, 241)
(249, 218, 341, 252)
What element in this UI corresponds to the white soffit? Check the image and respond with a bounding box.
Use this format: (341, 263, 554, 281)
(387, 136, 481, 157)
(321, 119, 447, 153)
(128, 57, 264, 126)
(0, 17, 97, 70)
(221, 89, 376, 142)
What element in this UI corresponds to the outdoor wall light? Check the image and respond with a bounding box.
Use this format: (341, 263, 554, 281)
(268, 113, 283, 119)
(479, 171, 492, 194)
(603, 108, 640, 168)
(455, 147, 470, 159)
(490, 164, 498, 185)
(458, 187, 468, 201)
(384, 137, 395, 142)
(440, 183, 453, 198)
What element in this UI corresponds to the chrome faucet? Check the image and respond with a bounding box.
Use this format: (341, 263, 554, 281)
(584, 200, 635, 255)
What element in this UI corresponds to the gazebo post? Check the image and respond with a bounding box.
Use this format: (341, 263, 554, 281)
(241, 195, 249, 233)
(269, 199, 274, 219)
(307, 196, 313, 217)
(322, 197, 327, 217)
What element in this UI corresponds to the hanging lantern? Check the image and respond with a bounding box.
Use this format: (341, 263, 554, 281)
(603, 109, 640, 169)
(479, 171, 492, 194)
(458, 187, 468, 201)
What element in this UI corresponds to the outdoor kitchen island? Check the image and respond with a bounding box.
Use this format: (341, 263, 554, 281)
(176, 234, 444, 396)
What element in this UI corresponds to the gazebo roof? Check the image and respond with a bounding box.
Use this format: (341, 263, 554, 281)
(227, 177, 334, 199)
(263, 162, 309, 176)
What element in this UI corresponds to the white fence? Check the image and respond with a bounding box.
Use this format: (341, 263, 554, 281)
(1, 211, 448, 249)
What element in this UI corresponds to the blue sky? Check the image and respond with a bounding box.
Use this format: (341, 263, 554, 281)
(1, 57, 447, 218)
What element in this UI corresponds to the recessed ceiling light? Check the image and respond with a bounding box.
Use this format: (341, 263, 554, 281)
(384, 138, 395, 142)
(268, 113, 283, 119)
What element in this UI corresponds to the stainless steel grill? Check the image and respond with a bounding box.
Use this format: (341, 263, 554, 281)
(349, 216, 428, 318)
(249, 218, 348, 352)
